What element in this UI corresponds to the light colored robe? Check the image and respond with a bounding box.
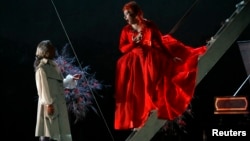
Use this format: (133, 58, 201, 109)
(35, 58, 76, 141)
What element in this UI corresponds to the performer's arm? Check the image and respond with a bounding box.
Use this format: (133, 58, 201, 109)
(119, 27, 136, 53)
(63, 74, 81, 89)
(35, 68, 54, 105)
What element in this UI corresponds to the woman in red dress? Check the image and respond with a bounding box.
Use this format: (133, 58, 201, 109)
(114, 1, 207, 130)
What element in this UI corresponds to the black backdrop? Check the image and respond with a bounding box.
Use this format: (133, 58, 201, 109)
(1, 0, 250, 141)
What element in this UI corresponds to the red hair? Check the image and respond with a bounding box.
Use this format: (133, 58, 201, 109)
(123, 1, 144, 24)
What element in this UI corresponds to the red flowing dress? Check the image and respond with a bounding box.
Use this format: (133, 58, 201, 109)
(114, 20, 206, 130)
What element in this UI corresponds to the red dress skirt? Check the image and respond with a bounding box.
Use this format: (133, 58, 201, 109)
(114, 33, 206, 130)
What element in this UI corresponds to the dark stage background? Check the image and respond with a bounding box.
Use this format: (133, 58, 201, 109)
(1, 0, 250, 141)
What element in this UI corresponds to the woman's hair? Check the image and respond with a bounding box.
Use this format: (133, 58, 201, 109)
(123, 1, 144, 23)
(36, 40, 56, 59)
(34, 40, 56, 69)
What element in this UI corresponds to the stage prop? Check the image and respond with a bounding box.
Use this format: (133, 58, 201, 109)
(214, 96, 248, 114)
(214, 75, 250, 115)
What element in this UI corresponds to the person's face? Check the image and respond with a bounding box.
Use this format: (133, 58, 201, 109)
(35, 47, 43, 58)
(123, 9, 137, 24)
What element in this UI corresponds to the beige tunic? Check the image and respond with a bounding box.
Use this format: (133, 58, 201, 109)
(35, 58, 75, 141)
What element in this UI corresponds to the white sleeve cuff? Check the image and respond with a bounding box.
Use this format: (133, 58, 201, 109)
(63, 74, 78, 89)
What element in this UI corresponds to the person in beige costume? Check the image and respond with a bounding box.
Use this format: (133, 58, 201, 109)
(34, 40, 81, 141)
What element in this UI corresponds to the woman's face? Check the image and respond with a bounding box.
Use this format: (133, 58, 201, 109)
(123, 9, 137, 25)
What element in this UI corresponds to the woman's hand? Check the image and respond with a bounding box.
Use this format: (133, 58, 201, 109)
(72, 74, 82, 80)
(132, 32, 143, 44)
(46, 104, 54, 115)
(173, 57, 183, 63)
